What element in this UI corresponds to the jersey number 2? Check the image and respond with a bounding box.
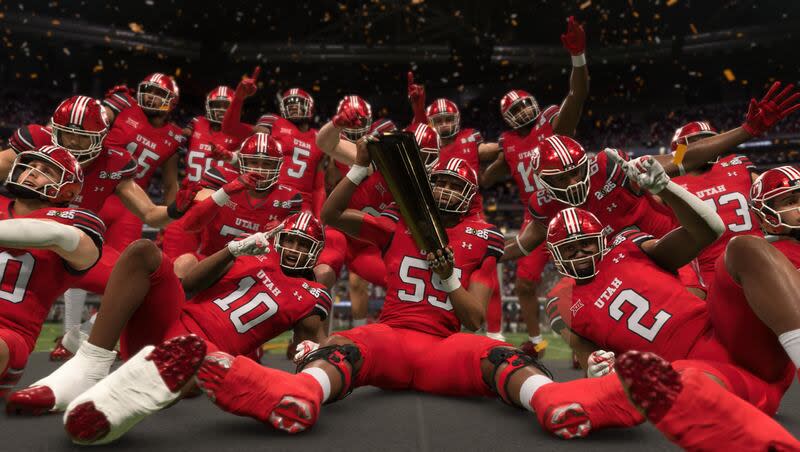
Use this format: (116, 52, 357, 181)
(0, 252, 34, 304)
(608, 289, 671, 342)
(213, 277, 279, 333)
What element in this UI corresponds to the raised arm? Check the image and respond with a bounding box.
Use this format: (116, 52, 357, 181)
(407, 71, 428, 126)
(502, 218, 546, 262)
(115, 178, 199, 228)
(552, 16, 589, 136)
(221, 66, 260, 140)
(0, 218, 100, 270)
(315, 102, 366, 166)
(480, 152, 510, 188)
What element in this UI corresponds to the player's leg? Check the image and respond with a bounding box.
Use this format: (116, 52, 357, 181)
(348, 272, 369, 326)
(63, 335, 206, 445)
(485, 268, 504, 340)
(617, 350, 800, 451)
(0, 329, 28, 399)
(346, 239, 388, 287)
(51, 288, 88, 361)
(7, 239, 183, 414)
(196, 323, 409, 433)
(712, 235, 800, 381)
(515, 244, 549, 356)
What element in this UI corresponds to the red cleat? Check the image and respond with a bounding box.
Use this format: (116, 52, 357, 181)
(196, 353, 322, 434)
(519, 340, 547, 359)
(6, 385, 56, 416)
(616, 350, 800, 451)
(63, 335, 206, 445)
(49, 336, 74, 362)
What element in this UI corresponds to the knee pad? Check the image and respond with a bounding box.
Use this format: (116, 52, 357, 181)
(296, 344, 362, 402)
(487, 347, 553, 407)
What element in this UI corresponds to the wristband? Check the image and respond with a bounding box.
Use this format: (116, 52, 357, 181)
(677, 163, 686, 176)
(346, 165, 370, 185)
(166, 202, 184, 219)
(516, 235, 531, 256)
(229, 151, 239, 165)
(211, 189, 231, 207)
(571, 53, 586, 67)
(439, 272, 462, 293)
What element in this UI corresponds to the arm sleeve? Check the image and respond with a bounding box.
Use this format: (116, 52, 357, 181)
(483, 226, 505, 261)
(221, 91, 254, 140)
(310, 286, 333, 321)
(102, 92, 135, 115)
(469, 255, 497, 287)
(358, 208, 396, 250)
(181, 196, 223, 232)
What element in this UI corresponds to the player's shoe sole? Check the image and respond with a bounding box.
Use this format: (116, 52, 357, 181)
(196, 352, 319, 434)
(6, 385, 57, 416)
(615, 350, 681, 424)
(63, 335, 206, 445)
(49, 336, 74, 362)
(543, 402, 592, 439)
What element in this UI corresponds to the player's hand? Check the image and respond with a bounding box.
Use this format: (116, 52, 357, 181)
(587, 350, 615, 378)
(427, 246, 455, 279)
(293, 340, 320, 364)
(210, 144, 237, 164)
(223, 172, 265, 194)
(175, 180, 202, 213)
(355, 136, 373, 167)
(605, 150, 669, 194)
(105, 84, 134, 99)
(235, 66, 261, 99)
(227, 231, 273, 257)
(742, 81, 800, 137)
(560, 16, 586, 56)
(407, 71, 426, 108)
(264, 221, 285, 240)
(332, 102, 363, 129)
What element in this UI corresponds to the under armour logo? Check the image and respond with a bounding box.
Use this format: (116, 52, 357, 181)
(606, 203, 618, 213)
(293, 290, 303, 301)
(728, 171, 738, 177)
(461, 241, 472, 250)
(612, 253, 626, 264)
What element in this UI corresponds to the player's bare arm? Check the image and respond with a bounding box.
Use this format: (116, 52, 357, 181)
(116, 177, 199, 228)
(293, 315, 328, 345)
(320, 138, 371, 237)
(477, 142, 501, 162)
(427, 247, 488, 331)
(0, 148, 17, 179)
(551, 16, 589, 136)
(607, 150, 725, 272)
(316, 120, 358, 166)
(479, 152, 510, 188)
(0, 218, 99, 270)
(161, 153, 180, 204)
(180, 246, 236, 296)
(502, 218, 546, 262)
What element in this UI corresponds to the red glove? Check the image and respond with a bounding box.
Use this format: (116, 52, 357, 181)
(105, 84, 134, 99)
(332, 102, 363, 129)
(175, 181, 201, 212)
(560, 16, 586, 56)
(210, 144, 235, 163)
(224, 172, 266, 194)
(743, 81, 800, 137)
(235, 66, 261, 99)
(407, 71, 428, 125)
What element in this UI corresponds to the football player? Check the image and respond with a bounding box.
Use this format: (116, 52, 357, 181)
(173, 133, 303, 278)
(8, 213, 331, 443)
(0, 95, 197, 360)
(186, 141, 558, 435)
(531, 161, 800, 439)
(0, 146, 104, 396)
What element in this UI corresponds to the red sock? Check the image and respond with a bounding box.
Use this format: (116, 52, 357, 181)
(532, 374, 644, 430)
(654, 368, 800, 451)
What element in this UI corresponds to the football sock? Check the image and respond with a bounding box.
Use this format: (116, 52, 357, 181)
(778, 329, 800, 368)
(352, 318, 367, 327)
(301, 368, 331, 403)
(63, 288, 88, 332)
(33, 341, 117, 410)
(519, 374, 552, 412)
(529, 335, 543, 345)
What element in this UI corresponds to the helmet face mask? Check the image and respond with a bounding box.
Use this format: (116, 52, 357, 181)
(137, 82, 175, 113)
(280, 89, 314, 121)
(206, 99, 231, 123)
(420, 146, 439, 171)
(6, 148, 83, 204)
(273, 212, 325, 272)
(504, 96, 540, 129)
(547, 234, 606, 280)
(51, 95, 109, 163)
(430, 173, 475, 214)
(538, 159, 590, 206)
(51, 127, 105, 163)
(238, 155, 282, 191)
(428, 113, 459, 138)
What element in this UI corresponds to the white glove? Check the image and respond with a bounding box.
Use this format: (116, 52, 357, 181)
(293, 340, 319, 364)
(226, 222, 284, 257)
(605, 150, 669, 194)
(587, 350, 615, 378)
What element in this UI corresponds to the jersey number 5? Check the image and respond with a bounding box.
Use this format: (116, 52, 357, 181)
(287, 147, 310, 179)
(213, 277, 279, 333)
(0, 252, 34, 304)
(397, 256, 462, 311)
(608, 289, 672, 342)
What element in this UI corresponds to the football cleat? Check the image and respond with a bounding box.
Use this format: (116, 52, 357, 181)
(63, 335, 206, 445)
(544, 403, 592, 440)
(519, 339, 548, 359)
(615, 350, 680, 424)
(49, 336, 74, 362)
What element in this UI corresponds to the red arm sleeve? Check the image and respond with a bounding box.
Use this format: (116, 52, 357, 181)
(221, 91, 254, 140)
(358, 210, 396, 251)
(181, 196, 223, 233)
(469, 256, 498, 288)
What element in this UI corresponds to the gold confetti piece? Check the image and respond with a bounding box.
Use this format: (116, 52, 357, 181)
(666, 0, 678, 6)
(175, 67, 181, 76)
(723, 68, 735, 81)
(689, 23, 697, 34)
(673, 142, 688, 165)
(128, 22, 144, 33)
(51, 19, 60, 25)
(580, 0, 591, 10)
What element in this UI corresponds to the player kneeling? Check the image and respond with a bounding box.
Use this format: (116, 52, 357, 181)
(7, 212, 330, 445)
(185, 142, 556, 435)
(0, 146, 104, 396)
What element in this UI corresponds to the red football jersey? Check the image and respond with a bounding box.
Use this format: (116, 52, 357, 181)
(499, 115, 553, 205)
(197, 166, 303, 256)
(102, 92, 185, 189)
(7, 123, 138, 213)
(439, 128, 483, 173)
(546, 230, 709, 362)
(184, 116, 240, 183)
(358, 205, 504, 337)
(528, 149, 677, 238)
(673, 155, 761, 282)
(0, 196, 105, 352)
(271, 117, 324, 200)
(349, 172, 394, 216)
(182, 251, 332, 355)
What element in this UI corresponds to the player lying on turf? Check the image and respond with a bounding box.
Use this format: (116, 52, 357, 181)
(530, 163, 800, 441)
(7, 214, 331, 437)
(175, 147, 567, 435)
(615, 350, 800, 451)
(0, 146, 104, 397)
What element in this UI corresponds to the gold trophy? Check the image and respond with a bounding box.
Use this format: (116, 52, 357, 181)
(367, 132, 449, 252)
